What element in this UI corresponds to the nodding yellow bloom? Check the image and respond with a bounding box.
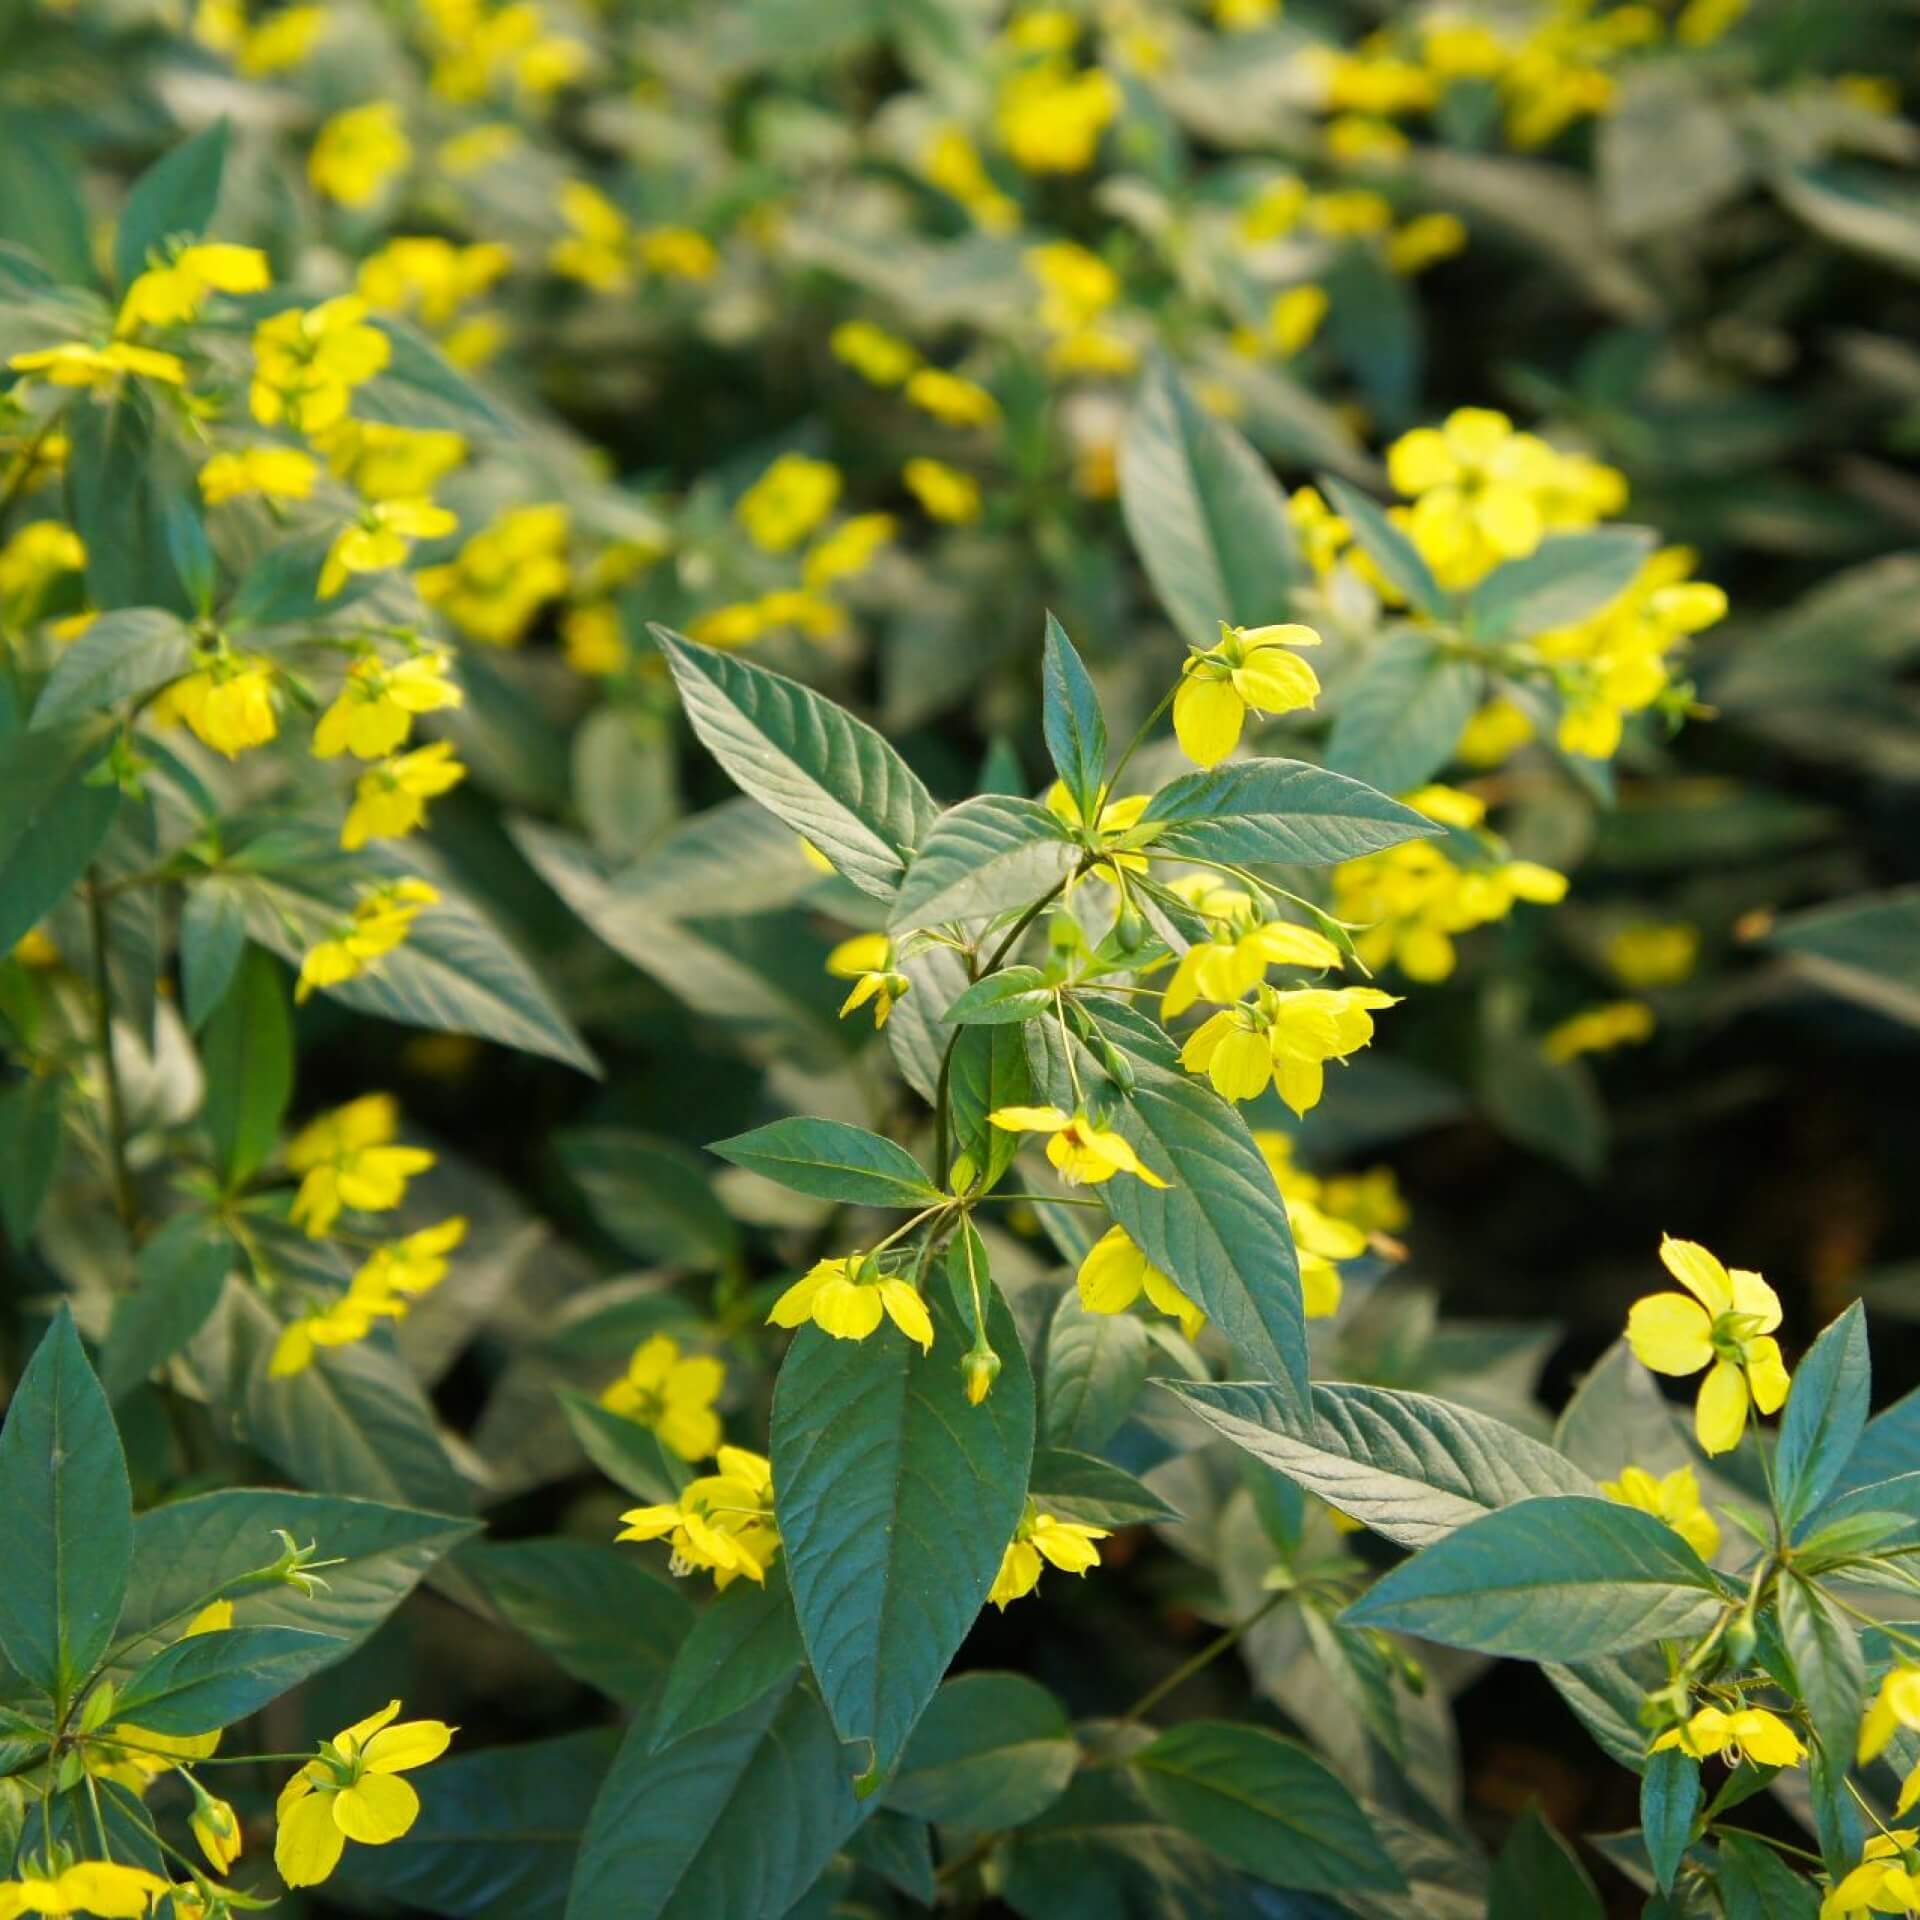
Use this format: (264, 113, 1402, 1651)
(904, 368, 1001, 430)
(1861, 1670, 1920, 1809)
(1387, 212, 1469, 276)
(1180, 985, 1398, 1115)
(1265, 285, 1328, 358)
(769, 1255, 934, 1351)
(830, 321, 919, 387)
(803, 512, 895, 592)
(826, 932, 910, 1030)
(251, 297, 392, 435)
(270, 1216, 467, 1377)
(563, 602, 628, 676)
(416, 503, 570, 644)
(238, 2, 326, 72)
(994, 59, 1120, 174)
(150, 656, 278, 757)
(637, 226, 718, 282)
(1542, 1000, 1654, 1064)
(1326, 115, 1408, 165)
(1172, 622, 1323, 769)
(922, 126, 1019, 232)
(191, 1792, 243, 1873)
(989, 1500, 1110, 1608)
(1651, 1706, 1804, 1770)
(1078, 1225, 1204, 1340)
(1025, 241, 1119, 332)
(549, 181, 633, 289)
(285, 1093, 435, 1239)
(1454, 696, 1535, 767)
(1240, 173, 1310, 242)
(616, 1446, 780, 1589)
(11, 929, 59, 968)
(357, 235, 512, 331)
(1625, 1236, 1791, 1456)
(735, 454, 842, 554)
(1386, 407, 1559, 584)
(198, 445, 318, 505)
(296, 880, 439, 1005)
(1045, 782, 1150, 884)
(313, 420, 467, 503)
(0, 521, 86, 610)
(0, 1862, 170, 1917)
(601, 1335, 726, 1461)
(1286, 1191, 1367, 1318)
(1159, 884, 1343, 1020)
(117, 242, 270, 334)
(1215, 0, 1279, 26)
(8, 340, 187, 390)
(1824, 1833, 1920, 1918)
(314, 651, 464, 760)
(340, 741, 468, 850)
(903, 457, 982, 525)
(309, 102, 412, 208)
(320, 498, 459, 600)
(274, 1701, 454, 1888)
(1599, 1464, 1720, 1562)
(988, 1106, 1169, 1188)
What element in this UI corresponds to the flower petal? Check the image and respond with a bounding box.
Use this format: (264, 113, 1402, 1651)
(1695, 1358, 1750, 1456)
(333, 1769, 421, 1844)
(1659, 1236, 1733, 1314)
(1625, 1293, 1714, 1376)
(276, 1787, 348, 1887)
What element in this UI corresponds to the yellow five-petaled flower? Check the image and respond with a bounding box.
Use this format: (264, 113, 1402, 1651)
(275, 1700, 454, 1888)
(988, 1106, 1169, 1188)
(1173, 622, 1323, 769)
(769, 1255, 934, 1350)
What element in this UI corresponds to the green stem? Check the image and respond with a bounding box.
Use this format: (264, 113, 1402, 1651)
(1100, 686, 1177, 809)
(1122, 1589, 1288, 1722)
(85, 872, 138, 1235)
(1707, 1824, 1825, 1867)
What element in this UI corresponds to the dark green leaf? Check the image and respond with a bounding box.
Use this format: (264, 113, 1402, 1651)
(1776, 1302, 1869, 1533)
(111, 1623, 338, 1734)
(1778, 1575, 1865, 1778)
(556, 1388, 677, 1504)
(178, 882, 248, 1031)
(648, 1563, 804, 1752)
(884, 1673, 1077, 1831)
(1640, 1747, 1699, 1893)
(0, 719, 118, 956)
(1041, 613, 1107, 818)
(67, 388, 195, 614)
(1488, 1806, 1603, 1920)
(200, 944, 292, 1188)
(1767, 890, 1920, 1030)
(1715, 1831, 1819, 1919)
(710, 1117, 938, 1208)
(846, 1810, 936, 1906)
(1321, 477, 1447, 620)
(947, 1022, 1031, 1188)
(113, 119, 229, 287)
(889, 795, 1078, 936)
(0, 1075, 64, 1245)
(555, 1130, 740, 1269)
(1468, 529, 1656, 641)
(102, 1211, 235, 1402)
(1029, 1446, 1182, 1527)
(943, 967, 1058, 1026)
(1325, 634, 1482, 795)
(31, 609, 194, 727)
(1137, 759, 1436, 867)
(0, 121, 94, 285)
(1043, 1292, 1149, 1452)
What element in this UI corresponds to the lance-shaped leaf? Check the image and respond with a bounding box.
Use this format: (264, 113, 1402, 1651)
(0, 718, 119, 956)
(710, 1117, 939, 1209)
(0, 1309, 132, 1707)
(1325, 634, 1483, 797)
(1343, 1496, 1725, 1659)
(1320, 477, 1448, 620)
(1467, 528, 1656, 641)
(1136, 759, 1436, 868)
(32, 609, 195, 726)
(113, 118, 229, 287)
(941, 967, 1058, 1026)
(1164, 1379, 1595, 1548)
(1041, 614, 1107, 819)
(1641, 1746, 1700, 1894)
(654, 627, 936, 901)
(111, 1624, 339, 1734)
(1776, 1301, 1869, 1535)
(102, 1211, 237, 1403)
(1028, 1447, 1182, 1528)
(648, 1563, 805, 1753)
(1778, 1574, 1865, 1778)
(889, 795, 1079, 935)
(884, 1673, 1078, 1831)
(771, 1291, 1034, 1774)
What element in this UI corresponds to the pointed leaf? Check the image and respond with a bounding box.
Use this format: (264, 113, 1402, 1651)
(111, 1624, 339, 1734)
(1041, 614, 1107, 819)
(709, 1117, 938, 1208)
(889, 795, 1078, 935)
(884, 1673, 1077, 1831)
(1137, 758, 1437, 867)
(1777, 1302, 1869, 1534)
(648, 1563, 805, 1753)
(113, 119, 230, 287)
(1321, 477, 1448, 620)
(1641, 1746, 1700, 1893)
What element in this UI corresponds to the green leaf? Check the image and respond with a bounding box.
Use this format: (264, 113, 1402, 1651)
(1325, 634, 1482, 796)
(556, 1389, 677, 1504)
(648, 1563, 805, 1753)
(1488, 1806, 1603, 1920)
(110, 1623, 338, 1734)
(1165, 1380, 1594, 1547)
(1041, 613, 1107, 819)
(178, 883, 249, 1033)
(1468, 529, 1656, 641)
(884, 1673, 1077, 1831)
(66, 388, 195, 615)
(0, 121, 94, 286)
(888, 795, 1079, 936)
(942, 966, 1058, 1026)
(771, 1290, 1034, 1773)
(1775, 164, 1920, 281)
(470, 1539, 692, 1709)
(1344, 1495, 1724, 1659)
(554, 1130, 740, 1270)
(1043, 1292, 1149, 1452)
(119, 1488, 475, 1650)
(1640, 1746, 1699, 1893)
(113, 119, 229, 287)
(1777, 1302, 1870, 1534)
(1767, 889, 1920, 1028)
(1029, 1446, 1183, 1528)
(710, 1117, 938, 1208)
(0, 720, 119, 957)
(846, 1810, 936, 1907)
(1132, 1720, 1403, 1894)
(200, 944, 292, 1188)
(1778, 1575, 1865, 1778)
(947, 1022, 1032, 1188)
(31, 609, 195, 727)
(564, 1677, 864, 1920)
(0, 1076, 64, 1245)
(1321, 477, 1448, 621)
(1119, 355, 1299, 651)
(1715, 1830, 1820, 1919)
(653, 627, 936, 902)
(1137, 759, 1437, 867)
(333, 1731, 614, 1920)
(0, 1309, 132, 1706)
(101, 1211, 236, 1402)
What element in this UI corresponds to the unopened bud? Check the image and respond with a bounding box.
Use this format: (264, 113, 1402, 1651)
(1116, 909, 1145, 952)
(1724, 1614, 1758, 1668)
(1095, 1037, 1135, 1094)
(963, 1347, 1001, 1406)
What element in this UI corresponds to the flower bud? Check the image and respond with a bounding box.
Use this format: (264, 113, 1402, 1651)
(963, 1347, 1001, 1405)
(191, 1793, 243, 1873)
(1116, 908, 1145, 951)
(1723, 1613, 1758, 1668)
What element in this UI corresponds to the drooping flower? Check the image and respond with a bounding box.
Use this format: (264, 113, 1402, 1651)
(1173, 622, 1323, 768)
(296, 880, 439, 1004)
(902, 457, 982, 524)
(0, 1862, 171, 1917)
(988, 1106, 1168, 1187)
(768, 1255, 934, 1351)
(1598, 1464, 1720, 1561)
(989, 1500, 1111, 1607)
(1543, 1000, 1654, 1064)
(830, 320, 919, 386)
(270, 1219, 466, 1375)
(905, 368, 1001, 430)
(319, 497, 459, 600)
(1077, 1226, 1204, 1339)
(7, 341, 187, 391)
(735, 454, 842, 554)
(198, 445, 318, 505)
(313, 652, 463, 760)
(1823, 1833, 1920, 1920)
(340, 742, 468, 850)
(1180, 985, 1399, 1114)
(275, 1700, 454, 1887)
(308, 102, 412, 208)
(1651, 1704, 1804, 1770)
(1859, 1667, 1920, 1814)
(414, 504, 569, 644)
(150, 656, 279, 757)
(285, 1093, 434, 1239)
(616, 1447, 780, 1589)
(601, 1335, 726, 1461)
(117, 242, 270, 334)
(825, 932, 910, 1030)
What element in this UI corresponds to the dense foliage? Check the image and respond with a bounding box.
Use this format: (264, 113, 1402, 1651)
(2, 0, 1920, 1915)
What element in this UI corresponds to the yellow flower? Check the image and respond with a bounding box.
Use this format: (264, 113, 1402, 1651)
(994, 59, 1120, 174)
(296, 880, 439, 1004)
(826, 932, 909, 1030)
(1599, 1464, 1720, 1561)
(320, 498, 459, 600)
(803, 513, 895, 592)
(117, 242, 270, 333)
(340, 741, 468, 851)
(638, 227, 717, 281)
(191, 1792, 243, 1872)
(563, 602, 628, 676)
(686, 601, 766, 649)
(1652, 1705, 1804, 1770)
(922, 126, 1019, 231)
(251, 297, 391, 435)
(830, 320, 919, 386)
(1824, 1834, 1920, 1920)
(1173, 622, 1323, 768)
(1181, 985, 1398, 1113)
(1265, 285, 1328, 358)
(903, 457, 982, 525)
(1624, 1236, 1791, 1456)
(358, 235, 512, 331)
(439, 123, 522, 178)
(314, 651, 464, 760)
(11, 929, 59, 968)
(1240, 174, 1310, 242)
(312, 419, 467, 502)
(415, 503, 569, 643)
(1025, 241, 1119, 333)
(735, 454, 842, 554)
(150, 656, 278, 757)
(769, 1255, 934, 1351)
(1387, 212, 1469, 276)
(905, 368, 1001, 430)
(275, 1700, 454, 1888)
(309, 102, 412, 208)
(988, 1106, 1169, 1188)
(1542, 1000, 1654, 1064)
(602, 1334, 726, 1461)
(1386, 407, 1559, 586)
(989, 1500, 1110, 1607)
(550, 180, 632, 290)
(0, 1863, 170, 1917)
(1326, 116, 1408, 165)
(8, 340, 187, 390)
(1286, 1191, 1367, 1318)
(1078, 1226, 1204, 1340)
(0, 522, 85, 609)
(1045, 781, 1150, 884)
(617, 1446, 780, 1589)
(198, 445, 318, 505)
(1455, 697, 1535, 767)
(271, 1218, 466, 1376)
(238, 3, 326, 72)
(286, 1093, 434, 1238)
